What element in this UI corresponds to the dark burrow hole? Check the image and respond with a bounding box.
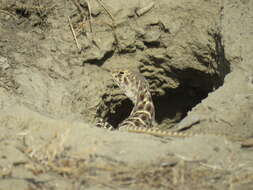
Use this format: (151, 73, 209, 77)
(104, 32, 230, 128)
(106, 68, 227, 128)
(107, 98, 133, 128)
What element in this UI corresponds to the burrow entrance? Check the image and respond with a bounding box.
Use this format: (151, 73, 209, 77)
(105, 67, 230, 129)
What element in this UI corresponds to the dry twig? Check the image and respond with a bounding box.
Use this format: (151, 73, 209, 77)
(136, 2, 154, 17)
(95, 0, 120, 49)
(86, 0, 93, 32)
(68, 16, 81, 51)
(95, 0, 114, 22)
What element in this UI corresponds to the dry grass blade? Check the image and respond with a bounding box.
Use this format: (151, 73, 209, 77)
(0, 9, 18, 19)
(95, 0, 114, 22)
(68, 16, 81, 51)
(86, 0, 93, 32)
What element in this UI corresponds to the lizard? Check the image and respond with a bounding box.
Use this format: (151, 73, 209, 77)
(96, 69, 244, 141)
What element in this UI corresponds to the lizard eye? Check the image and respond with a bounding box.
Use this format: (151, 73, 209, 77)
(116, 71, 125, 79)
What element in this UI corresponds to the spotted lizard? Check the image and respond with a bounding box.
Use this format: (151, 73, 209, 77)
(96, 69, 244, 140)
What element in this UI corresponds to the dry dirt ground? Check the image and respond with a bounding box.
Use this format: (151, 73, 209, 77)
(0, 0, 253, 189)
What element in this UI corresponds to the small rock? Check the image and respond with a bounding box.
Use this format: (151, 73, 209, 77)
(0, 56, 10, 70)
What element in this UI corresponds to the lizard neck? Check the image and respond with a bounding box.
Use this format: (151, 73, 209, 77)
(119, 86, 155, 128)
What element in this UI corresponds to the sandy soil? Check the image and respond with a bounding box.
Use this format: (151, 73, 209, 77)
(0, 0, 253, 189)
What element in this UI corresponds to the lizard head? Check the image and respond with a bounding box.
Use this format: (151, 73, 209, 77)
(111, 69, 149, 103)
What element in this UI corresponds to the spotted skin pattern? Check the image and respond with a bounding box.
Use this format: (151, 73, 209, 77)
(111, 69, 155, 129)
(109, 69, 197, 137)
(97, 69, 243, 140)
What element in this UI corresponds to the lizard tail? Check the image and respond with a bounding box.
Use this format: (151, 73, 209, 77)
(119, 126, 195, 137)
